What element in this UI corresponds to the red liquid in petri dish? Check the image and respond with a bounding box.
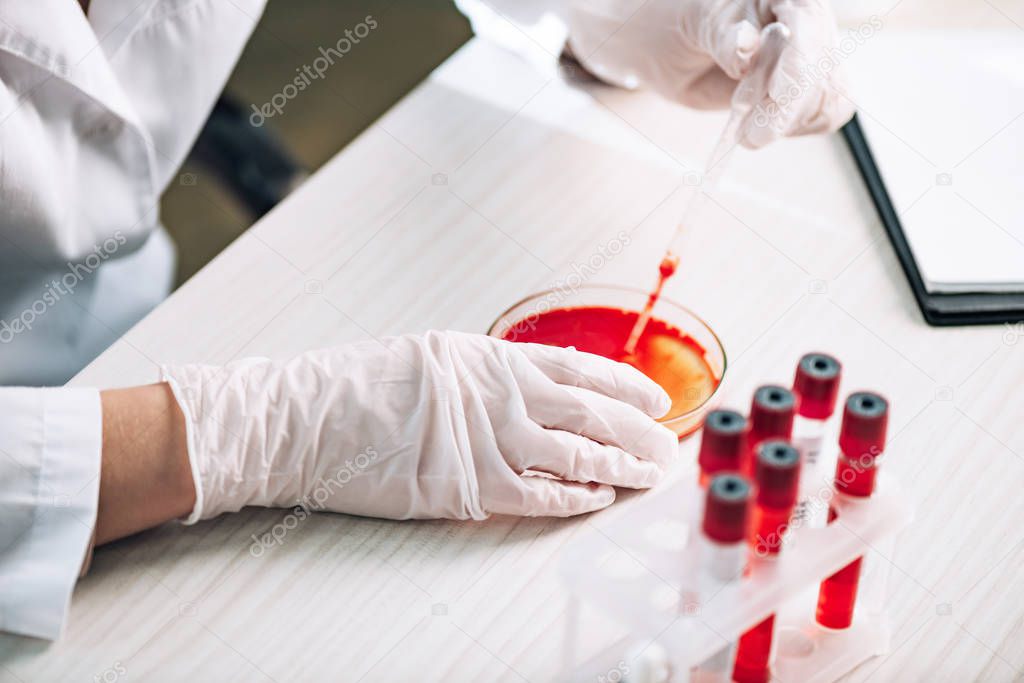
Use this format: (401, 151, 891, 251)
(501, 305, 719, 430)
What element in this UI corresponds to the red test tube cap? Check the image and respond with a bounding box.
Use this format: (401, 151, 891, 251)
(839, 391, 889, 460)
(754, 440, 801, 510)
(750, 385, 796, 441)
(793, 353, 842, 419)
(698, 410, 748, 477)
(702, 474, 754, 544)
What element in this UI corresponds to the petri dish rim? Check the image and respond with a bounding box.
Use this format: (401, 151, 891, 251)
(486, 283, 728, 437)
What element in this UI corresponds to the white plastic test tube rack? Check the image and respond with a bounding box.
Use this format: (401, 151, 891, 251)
(558, 467, 914, 682)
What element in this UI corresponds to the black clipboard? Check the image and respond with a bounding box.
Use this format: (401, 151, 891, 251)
(841, 114, 1024, 327)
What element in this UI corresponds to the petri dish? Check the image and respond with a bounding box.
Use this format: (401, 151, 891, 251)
(487, 285, 726, 438)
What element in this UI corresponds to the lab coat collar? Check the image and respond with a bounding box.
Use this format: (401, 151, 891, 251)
(0, 0, 150, 129)
(84, 0, 163, 57)
(0, 0, 159, 253)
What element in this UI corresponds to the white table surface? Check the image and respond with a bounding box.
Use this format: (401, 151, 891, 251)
(4, 2, 1024, 681)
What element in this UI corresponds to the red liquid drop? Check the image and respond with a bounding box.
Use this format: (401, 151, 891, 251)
(501, 305, 718, 425)
(659, 253, 680, 280)
(624, 253, 680, 355)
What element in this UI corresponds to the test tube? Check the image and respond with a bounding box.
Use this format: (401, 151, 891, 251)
(697, 410, 748, 487)
(733, 441, 801, 683)
(791, 353, 842, 526)
(816, 392, 889, 630)
(702, 473, 754, 579)
(693, 474, 754, 682)
(745, 386, 796, 473)
(835, 391, 888, 497)
(750, 441, 802, 556)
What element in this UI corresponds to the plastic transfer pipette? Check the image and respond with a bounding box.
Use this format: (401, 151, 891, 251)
(622, 23, 790, 357)
(621, 110, 744, 356)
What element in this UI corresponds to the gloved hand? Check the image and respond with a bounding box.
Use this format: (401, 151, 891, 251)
(566, 0, 854, 148)
(163, 331, 677, 522)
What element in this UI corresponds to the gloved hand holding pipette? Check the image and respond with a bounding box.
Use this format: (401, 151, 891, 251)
(164, 331, 677, 522)
(565, 0, 854, 148)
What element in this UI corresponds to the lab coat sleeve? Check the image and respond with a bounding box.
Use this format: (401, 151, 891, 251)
(0, 387, 102, 641)
(0, 3, 159, 267)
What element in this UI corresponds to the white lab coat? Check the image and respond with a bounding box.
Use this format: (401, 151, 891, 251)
(0, 0, 265, 385)
(0, 0, 265, 639)
(0, 387, 101, 640)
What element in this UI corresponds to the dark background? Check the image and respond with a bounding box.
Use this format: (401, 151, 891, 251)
(163, 0, 472, 284)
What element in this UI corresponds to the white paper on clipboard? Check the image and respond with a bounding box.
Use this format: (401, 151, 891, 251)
(846, 31, 1024, 294)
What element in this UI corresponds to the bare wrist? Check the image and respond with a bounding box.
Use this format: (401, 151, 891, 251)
(95, 383, 196, 545)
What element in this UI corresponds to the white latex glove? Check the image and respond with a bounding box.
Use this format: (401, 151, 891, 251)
(163, 331, 677, 522)
(566, 0, 855, 148)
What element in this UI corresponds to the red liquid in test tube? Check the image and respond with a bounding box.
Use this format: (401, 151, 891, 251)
(816, 391, 889, 629)
(791, 353, 842, 526)
(733, 441, 801, 683)
(693, 474, 754, 682)
(698, 410, 748, 487)
(745, 385, 796, 474)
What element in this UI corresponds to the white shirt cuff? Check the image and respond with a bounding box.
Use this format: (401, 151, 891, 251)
(0, 387, 102, 640)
